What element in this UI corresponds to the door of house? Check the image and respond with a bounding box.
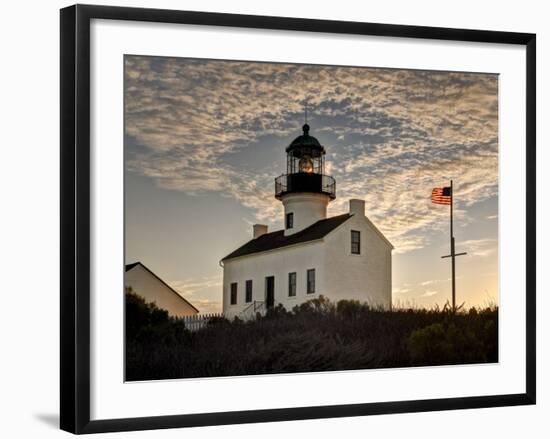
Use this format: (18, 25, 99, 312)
(265, 276, 275, 309)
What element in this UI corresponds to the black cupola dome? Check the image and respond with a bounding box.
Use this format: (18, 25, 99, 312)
(286, 124, 325, 154)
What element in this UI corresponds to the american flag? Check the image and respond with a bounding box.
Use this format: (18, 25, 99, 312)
(431, 187, 452, 205)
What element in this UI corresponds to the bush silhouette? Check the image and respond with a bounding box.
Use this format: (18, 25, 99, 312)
(407, 323, 454, 363)
(125, 287, 170, 339)
(125, 291, 498, 381)
(292, 294, 334, 315)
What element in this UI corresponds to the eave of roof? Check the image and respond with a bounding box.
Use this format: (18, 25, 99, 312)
(125, 261, 140, 272)
(221, 213, 352, 262)
(360, 214, 394, 250)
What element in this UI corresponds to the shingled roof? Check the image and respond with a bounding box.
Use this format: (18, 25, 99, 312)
(221, 213, 352, 262)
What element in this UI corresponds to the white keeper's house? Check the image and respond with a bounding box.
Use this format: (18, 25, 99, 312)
(221, 123, 393, 319)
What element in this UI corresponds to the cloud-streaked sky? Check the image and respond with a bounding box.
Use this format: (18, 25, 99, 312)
(125, 56, 498, 313)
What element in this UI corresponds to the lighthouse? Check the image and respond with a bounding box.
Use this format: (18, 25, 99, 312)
(275, 123, 336, 236)
(221, 123, 393, 319)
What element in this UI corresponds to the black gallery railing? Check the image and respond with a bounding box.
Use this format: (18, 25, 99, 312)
(275, 173, 336, 199)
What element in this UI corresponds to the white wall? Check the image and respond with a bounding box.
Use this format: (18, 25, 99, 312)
(125, 264, 198, 317)
(1, 1, 547, 439)
(282, 192, 330, 235)
(223, 240, 325, 318)
(323, 213, 392, 308)
(223, 208, 392, 317)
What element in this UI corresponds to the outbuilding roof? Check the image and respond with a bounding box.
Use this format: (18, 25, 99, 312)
(125, 261, 200, 313)
(221, 213, 352, 262)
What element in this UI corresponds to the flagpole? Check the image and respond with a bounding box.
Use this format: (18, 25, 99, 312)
(437, 181, 466, 311)
(450, 180, 456, 312)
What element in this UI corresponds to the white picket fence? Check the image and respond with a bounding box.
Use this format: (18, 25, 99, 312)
(180, 313, 224, 332)
(181, 302, 274, 331)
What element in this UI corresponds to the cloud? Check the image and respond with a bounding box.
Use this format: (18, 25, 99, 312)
(420, 279, 442, 286)
(421, 290, 439, 297)
(189, 298, 223, 314)
(460, 238, 497, 258)
(170, 275, 223, 313)
(125, 56, 498, 253)
(170, 275, 222, 297)
(418, 277, 460, 286)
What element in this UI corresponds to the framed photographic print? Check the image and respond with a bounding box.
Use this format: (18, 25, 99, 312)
(60, 4, 536, 434)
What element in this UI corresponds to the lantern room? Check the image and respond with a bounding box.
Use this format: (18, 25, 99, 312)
(286, 123, 326, 174)
(275, 124, 336, 201)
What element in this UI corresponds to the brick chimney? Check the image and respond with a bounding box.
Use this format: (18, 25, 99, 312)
(253, 224, 268, 239)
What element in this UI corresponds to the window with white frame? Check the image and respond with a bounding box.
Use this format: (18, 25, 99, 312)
(351, 230, 361, 255)
(306, 269, 315, 294)
(288, 272, 297, 297)
(230, 282, 238, 305)
(245, 279, 253, 303)
(286, 212, 294, 229)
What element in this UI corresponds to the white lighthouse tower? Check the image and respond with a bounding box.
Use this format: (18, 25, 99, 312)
(275, 123, 336, 235)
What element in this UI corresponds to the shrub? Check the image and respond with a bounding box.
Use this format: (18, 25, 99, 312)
(265, 303, 289, 319)
(292, 295, 334, 315)
(406, 323, 454, 363)
(125, 292, 498, 380)
(336, 299, 369, 320)
(207, 315, 230, 327)
(125, 288, 170, 340)
(406, 319, 495, 365)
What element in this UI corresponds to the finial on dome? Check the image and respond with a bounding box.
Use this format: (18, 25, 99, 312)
(303, 123, 310, 135)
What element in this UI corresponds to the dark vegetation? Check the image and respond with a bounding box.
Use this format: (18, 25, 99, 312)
(125, 291, 498, 381)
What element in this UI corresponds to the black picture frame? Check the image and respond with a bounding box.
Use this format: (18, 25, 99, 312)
(60, 4, 536, 434)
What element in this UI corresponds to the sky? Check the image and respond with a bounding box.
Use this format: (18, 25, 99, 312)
(125, 55, 499, 313)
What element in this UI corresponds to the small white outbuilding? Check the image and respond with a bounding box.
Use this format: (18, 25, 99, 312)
(221, 124, 393, 319)
(125, 262, 199, 318)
